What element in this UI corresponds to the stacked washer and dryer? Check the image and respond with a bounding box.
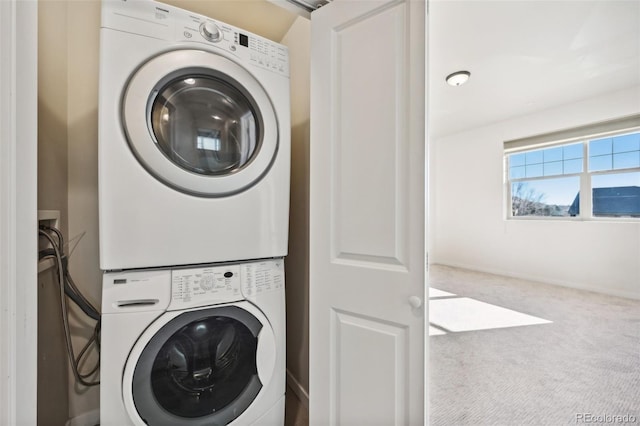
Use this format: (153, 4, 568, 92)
(97, 1, 290, 424)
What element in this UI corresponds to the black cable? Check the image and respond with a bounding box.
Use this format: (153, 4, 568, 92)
(66, 274, 100, 321)
(39, 250, 100, 321)
(39, 227, 101, 320)
(76, 321, 101, 379)
(39, 227, 100, 387)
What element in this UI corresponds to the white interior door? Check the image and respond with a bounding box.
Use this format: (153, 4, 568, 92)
(309, 0, 426, 424)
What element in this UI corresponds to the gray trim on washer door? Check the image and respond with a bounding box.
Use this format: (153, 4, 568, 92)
(131, 306, 263, 425)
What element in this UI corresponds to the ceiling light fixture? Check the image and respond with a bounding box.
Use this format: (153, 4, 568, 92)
(446, 71, 470, 86)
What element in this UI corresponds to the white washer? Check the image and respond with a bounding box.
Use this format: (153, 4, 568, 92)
(100, 258, 286, 425)
(98, 0, 290, 270)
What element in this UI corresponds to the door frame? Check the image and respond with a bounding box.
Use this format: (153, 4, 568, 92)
(0, 1, 38, 424)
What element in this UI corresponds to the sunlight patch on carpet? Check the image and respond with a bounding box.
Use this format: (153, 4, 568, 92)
(430, 297, 552, 333)
(429, 288, 456, 298)
(429, 326, 447, 336)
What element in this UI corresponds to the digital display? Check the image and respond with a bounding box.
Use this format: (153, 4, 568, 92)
(239, 33, 248, 47)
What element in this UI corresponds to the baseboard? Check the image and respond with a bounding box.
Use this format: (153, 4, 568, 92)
(431, 261, 640, 300)
(65, 409, 99, 426)
(286, 369, 309, 410)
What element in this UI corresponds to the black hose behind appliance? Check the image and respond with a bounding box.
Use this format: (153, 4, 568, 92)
(39, 225, 101, 387)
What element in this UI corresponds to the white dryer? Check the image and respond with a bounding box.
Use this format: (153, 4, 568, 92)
(100, 258, 285, 425)
(98, 0, 290, 270)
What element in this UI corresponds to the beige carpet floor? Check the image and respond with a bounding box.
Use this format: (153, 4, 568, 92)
(429, 265, 640, 426)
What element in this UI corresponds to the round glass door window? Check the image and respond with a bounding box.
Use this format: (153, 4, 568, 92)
(122, 50, 279, 197)
(131, 307, 263, 425)
(149, 75, 261, 176)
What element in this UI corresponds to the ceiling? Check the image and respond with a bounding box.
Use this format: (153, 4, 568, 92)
(429, 0, 640, 139)
(152, 0, 639, 140)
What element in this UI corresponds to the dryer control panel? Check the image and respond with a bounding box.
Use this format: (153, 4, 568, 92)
(176, 16, 289, 77)
(101, 0, 289, 77)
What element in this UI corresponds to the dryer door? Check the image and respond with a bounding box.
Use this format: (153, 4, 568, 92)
(122, 303, 276, 426)
(122, 49, 278, 197)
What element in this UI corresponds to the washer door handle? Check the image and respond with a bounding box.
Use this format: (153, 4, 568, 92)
(116, 299, 159, 308)
(256, 327, 277, 385)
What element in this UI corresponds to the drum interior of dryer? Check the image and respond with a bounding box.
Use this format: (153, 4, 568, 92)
(149, 73, 262, 177)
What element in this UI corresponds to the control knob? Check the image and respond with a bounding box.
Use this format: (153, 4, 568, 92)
(200, 21, 222, 42)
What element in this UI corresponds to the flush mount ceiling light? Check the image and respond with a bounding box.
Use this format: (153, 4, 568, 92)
(446, 71, 471, 86)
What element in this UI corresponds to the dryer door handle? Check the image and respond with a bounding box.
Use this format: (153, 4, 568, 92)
(256, 327, 277, 386)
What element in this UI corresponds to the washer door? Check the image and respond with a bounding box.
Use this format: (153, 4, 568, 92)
(122, 303, 276, 426)
(122, 49, 278, 197)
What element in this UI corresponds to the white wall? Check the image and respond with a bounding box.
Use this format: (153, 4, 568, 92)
(37, 1, 102, 420)
(38, 1, 71, 422)
(66, 0, 102, 419)
(431, 86, 640, 299)
(280, 15, 311, 406)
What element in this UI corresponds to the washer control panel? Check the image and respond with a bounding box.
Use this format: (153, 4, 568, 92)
(166, 258, 285, 311)
(240, 258, 285, 297)
(168, 264, 242, 310)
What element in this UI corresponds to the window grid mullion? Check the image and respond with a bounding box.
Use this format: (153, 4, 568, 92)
(510, 172, 582, 184)
(505, 155, 512, 218)
(581, 141, 591, 219)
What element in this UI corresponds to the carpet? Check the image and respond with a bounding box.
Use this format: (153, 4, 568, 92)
(429, 265, 640, 426)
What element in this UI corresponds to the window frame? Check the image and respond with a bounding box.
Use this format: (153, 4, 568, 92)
(504, 120, 640, 221)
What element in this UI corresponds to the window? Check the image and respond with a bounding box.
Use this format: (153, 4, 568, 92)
(505, 116, 640, 220)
